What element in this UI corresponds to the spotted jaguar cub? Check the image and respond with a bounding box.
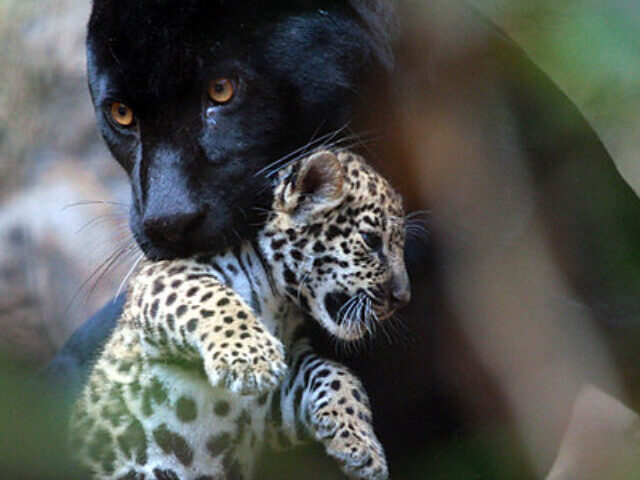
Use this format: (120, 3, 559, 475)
(71, 150, 410, 480)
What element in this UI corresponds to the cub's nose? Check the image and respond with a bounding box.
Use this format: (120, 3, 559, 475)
(389, 268, 411, 309)
(142, 209, 205, 250)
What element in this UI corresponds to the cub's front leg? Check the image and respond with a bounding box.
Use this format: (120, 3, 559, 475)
(128, 259, 287, 394)
(270, 340, 388, 480)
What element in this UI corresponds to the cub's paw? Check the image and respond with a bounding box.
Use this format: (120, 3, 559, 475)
(204, 332, 287, 395)
(311, 404, 388, 480)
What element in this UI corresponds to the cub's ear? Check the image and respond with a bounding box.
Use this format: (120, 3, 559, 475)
(285, 150, 344, 219)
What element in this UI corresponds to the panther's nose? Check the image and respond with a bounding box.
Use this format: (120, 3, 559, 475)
(142, 209, 205, 249)
(139, 146, 209, 253)
(389, 267, 411, 309)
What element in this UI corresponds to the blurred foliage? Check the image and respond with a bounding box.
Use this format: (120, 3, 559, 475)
(0, 358, 80, 480)
(475, 0, 640, 192)
(489, 2, 640, 411)
(389, 427, 534, 479)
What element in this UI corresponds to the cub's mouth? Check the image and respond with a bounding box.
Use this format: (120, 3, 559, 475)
(323, 290, 398, 341)
(324, 292, 352, 322)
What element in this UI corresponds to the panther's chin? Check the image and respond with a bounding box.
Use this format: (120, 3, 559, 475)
(132, 227, 230, 262)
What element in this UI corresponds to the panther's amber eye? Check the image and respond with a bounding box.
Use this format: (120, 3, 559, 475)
(208, 78, 235, 104)
(110, 102, 134, 127)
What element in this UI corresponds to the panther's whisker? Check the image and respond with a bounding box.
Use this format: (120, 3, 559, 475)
(336, 296, 355, 320)
(76, 213, 130, 234)
(63, 199, 129, 211)
(231, 227, 244, 245)
(255, 124, 349, 178)
(346, 125, 386, 158)
(68, 238, 137, 310)
(115, 252, 145, 301)
(375, 309, 394, 347)
(262, 124, 385, 179)
(406, 223, 430, 234)
(268, 128, 382, 177)
(84, 232, 136, 260)
(236, 206, 249, 220)
(280, 117, 330, 175)
(406, 226, 430, 244)
(325, 130, 386, 158)
(250, 206, 273, 215)
(85, 241, 140, 303)
(77, 234, 134, 267)
(317, 129, 386, 153)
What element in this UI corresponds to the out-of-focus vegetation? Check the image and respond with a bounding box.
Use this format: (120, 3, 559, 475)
(475, 0, 640, 193)
(0, 358, 80, 479)
(483, 0, 640, 406)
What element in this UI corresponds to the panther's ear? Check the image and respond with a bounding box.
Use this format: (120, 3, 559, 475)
(285, 151, 344, 219)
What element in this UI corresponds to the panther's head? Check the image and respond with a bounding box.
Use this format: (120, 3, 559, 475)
(262, 150, 410, 341)
(86, 0, 394, 260)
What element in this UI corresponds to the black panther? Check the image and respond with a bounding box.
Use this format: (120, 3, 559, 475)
(86, 0, 394, 260)
(46, 0, 397, 376)
(44, 0, 399, 477)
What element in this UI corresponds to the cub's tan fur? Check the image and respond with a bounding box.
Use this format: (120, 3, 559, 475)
(71, 150, 409, 480)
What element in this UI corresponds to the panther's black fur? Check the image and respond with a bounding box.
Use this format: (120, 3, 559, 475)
(86, 0, 395, 260)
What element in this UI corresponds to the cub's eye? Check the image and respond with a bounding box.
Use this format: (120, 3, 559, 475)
(361, 232, 382, 251)
(208, 78, 236, 104)
(110, 102, 134, 127)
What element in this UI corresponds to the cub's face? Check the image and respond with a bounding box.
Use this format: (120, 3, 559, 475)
(86, 0, 387, 260)
(264, 150, 410, 341)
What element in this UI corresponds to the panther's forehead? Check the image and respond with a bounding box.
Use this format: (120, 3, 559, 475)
(88, 1, 268, 101)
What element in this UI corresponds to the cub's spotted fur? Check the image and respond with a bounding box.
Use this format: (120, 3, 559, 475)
(71, 150, 409, 480)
